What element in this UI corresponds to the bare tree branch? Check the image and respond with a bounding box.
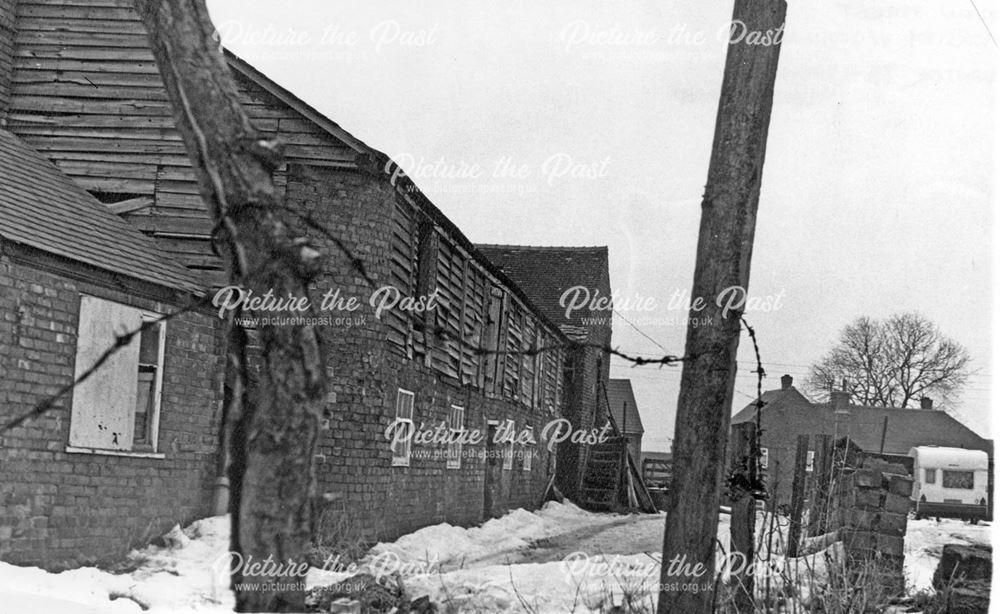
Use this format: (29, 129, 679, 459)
(806, 312, 971, 409)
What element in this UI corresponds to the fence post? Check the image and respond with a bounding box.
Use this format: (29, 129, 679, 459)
(786, 435, 810, 557)
(808, 434, 834, 536)
(729, 422, 756, 611)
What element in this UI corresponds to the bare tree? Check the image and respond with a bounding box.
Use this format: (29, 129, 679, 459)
(806, 312, 971, 408)
(131, 1, 326, 611)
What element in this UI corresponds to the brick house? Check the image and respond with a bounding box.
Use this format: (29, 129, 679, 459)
(731, 374, 993, 507)
(0, 0, 580, 564)
(0, 129, 224, 568)
(475, 245, 613, 501)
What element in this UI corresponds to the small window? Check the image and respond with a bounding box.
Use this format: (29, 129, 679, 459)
(925, 468, 937, 484)
(502, 419, 515, 470)
(760, 447, 769, 469)
(521, 426, 535, 471)
(805, 450, 815, 473)
(69, 295, 165, 453)
(942, 470, 974, 490)
(446, 405, 464, 469)
(522, 426, 535, 471)
(391, 389, 415, 467)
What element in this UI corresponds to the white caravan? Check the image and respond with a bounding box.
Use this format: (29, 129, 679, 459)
(909, 446, 989, 522)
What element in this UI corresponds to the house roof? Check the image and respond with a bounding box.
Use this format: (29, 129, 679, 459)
(732, 377, 992, 457)
(731, 387, 806, 424)
(607, 378, 644, 435)
(811, 402, 992, 457)
(0, 130, 202, 294)
(475, 245, 611, 330)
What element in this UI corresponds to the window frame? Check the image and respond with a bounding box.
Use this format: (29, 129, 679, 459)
(925, 468, 937, 484)
(502, 418, 515, 470)
(942, 469, 974, 490)
(522, 426, 535, 472)
(391, 388, 416, 467)
(446, 404, 465, 470)
(760, 447, 769, 469)
(65, 295, 167, 458)
(132, 311, 166, 452)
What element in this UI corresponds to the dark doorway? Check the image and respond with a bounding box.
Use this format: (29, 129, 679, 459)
(483, 422, 500, 519)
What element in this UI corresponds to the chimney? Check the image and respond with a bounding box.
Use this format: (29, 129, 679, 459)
(830, 390, 851, 414)
(920, 396, 934, 410)
(780, 374, 793, 390)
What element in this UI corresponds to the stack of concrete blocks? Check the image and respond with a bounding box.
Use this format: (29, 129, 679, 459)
(832, 457, 913, 597)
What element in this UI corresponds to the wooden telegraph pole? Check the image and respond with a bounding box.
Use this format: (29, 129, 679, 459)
(658, 1, 786, 613)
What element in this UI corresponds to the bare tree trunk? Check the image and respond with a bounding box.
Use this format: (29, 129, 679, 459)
(132, 2, 326, 611)
(657, 2, 786, 613)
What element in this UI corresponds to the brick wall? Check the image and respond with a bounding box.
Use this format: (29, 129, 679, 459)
(830, 457, 912, 596)
(282, 167, 561, 542)
(0, 249, 225, 569)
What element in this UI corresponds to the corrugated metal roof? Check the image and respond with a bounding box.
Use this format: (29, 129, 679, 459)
(0, 130, 202, 294)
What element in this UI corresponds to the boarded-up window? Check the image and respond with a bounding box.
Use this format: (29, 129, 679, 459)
(433, 240, 462, 379)
(519, 317, 536, 406)
(482, 287, 506, 394)
(413, 221, 439, 363)
(447, 405, 464, 469)
(69, 295, 165, 452)
(942, 470, 974, 490)
(503, 307, 524, 400)
(386, 199, 416, 352)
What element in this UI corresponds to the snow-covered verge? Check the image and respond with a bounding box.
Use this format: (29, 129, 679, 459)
(365, 501, 624, 569)
(0, 516, 236, 614)
(0, 506, 991, 613)
(904, 517, 992, 593)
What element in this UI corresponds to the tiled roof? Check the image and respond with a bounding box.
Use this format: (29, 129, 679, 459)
(732, 383, 992, 457)
(0, 130, 202, 294)
(607, 378, 644, 435)
(475, 244, 611, 329)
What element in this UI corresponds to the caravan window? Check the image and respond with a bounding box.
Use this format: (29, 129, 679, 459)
(924, 468, 936, 484)
(942, 470, 974, 490)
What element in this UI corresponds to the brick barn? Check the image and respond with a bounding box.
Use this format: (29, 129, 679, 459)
(475, 245, 613, 501)
(0, 0, 601, 567)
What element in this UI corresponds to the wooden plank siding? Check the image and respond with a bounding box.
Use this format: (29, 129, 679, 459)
(7, 0, 357, 279)
(387, 188, 566, 409)
(4, 0, 569, 406)
(0, 0, 15, 112)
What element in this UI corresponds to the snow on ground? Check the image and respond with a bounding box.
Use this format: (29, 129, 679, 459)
(367, 501, 612, 569)
(0, 516, 237, 614)
(904, 517, 991, 594)
(0, 506, 991, 613)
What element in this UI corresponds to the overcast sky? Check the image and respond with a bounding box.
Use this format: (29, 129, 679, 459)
(207, 0, 996, 449)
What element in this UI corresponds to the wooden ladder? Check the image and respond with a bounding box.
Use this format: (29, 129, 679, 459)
(580, 437, 626, 512)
